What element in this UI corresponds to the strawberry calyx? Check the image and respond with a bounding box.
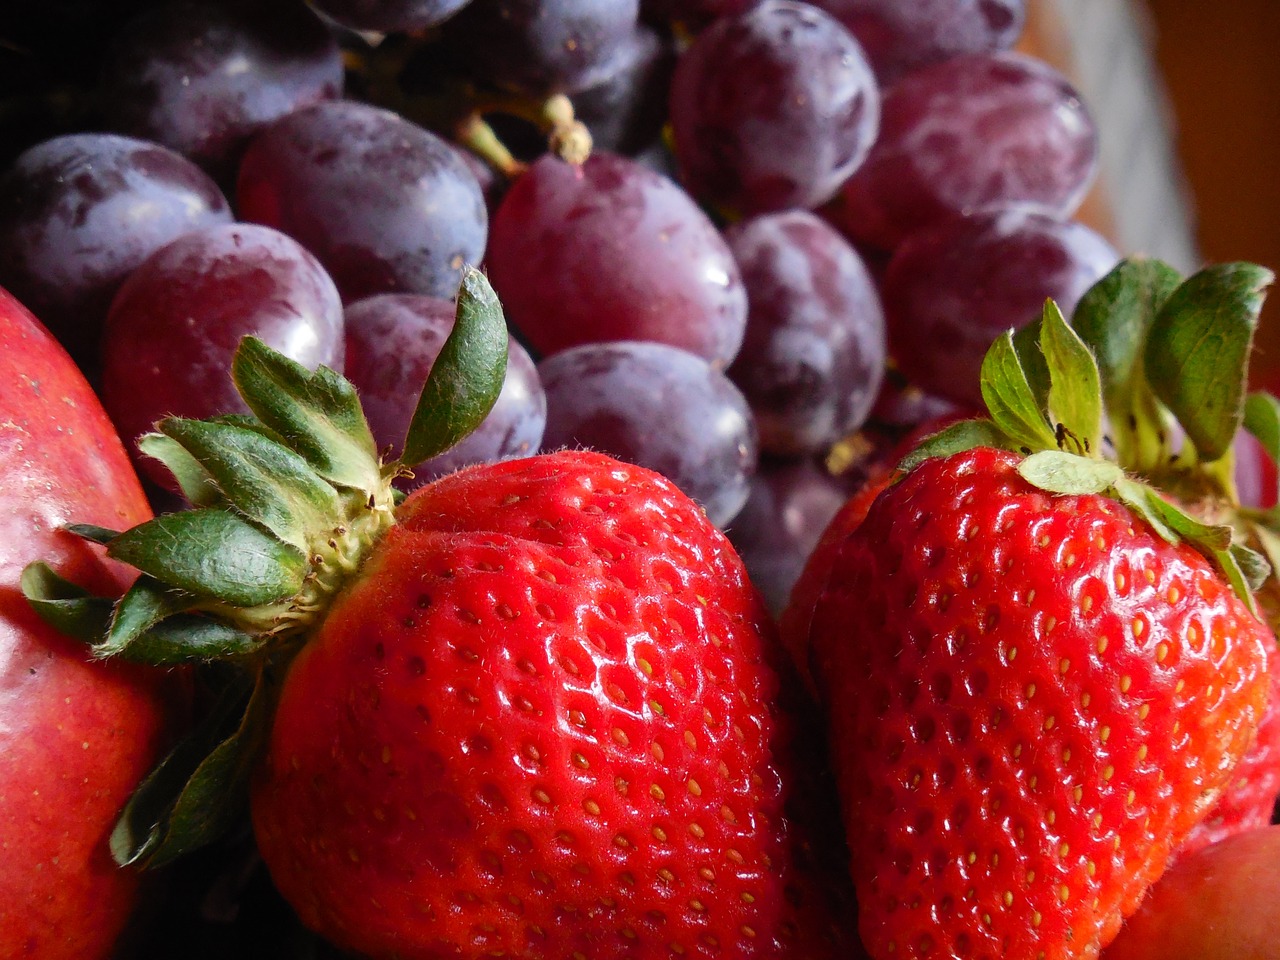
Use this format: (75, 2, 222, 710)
(19, 267, 508, 868)
(901, 257, 1276, 611)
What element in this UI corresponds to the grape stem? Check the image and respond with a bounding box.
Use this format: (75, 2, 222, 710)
(455, 113, 526, 179)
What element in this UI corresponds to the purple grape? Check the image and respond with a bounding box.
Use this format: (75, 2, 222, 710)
(98, 0, 343, 183)
(569, 25, 675, 155)
(343, 294, 546, 487)
(539, 341, 757, 527)
(807, 0, 1026, 84)
(309, 0, 474, 31)
(827, 52, 1099, 251)
(100, 223, 344, 477)
(441, 0, 641, 96)
(725, 458, 850, 616)
(237, 101, 488, 304)
(487, 152, 747, 367)
(725, 210, 886, 456)
(641, 0, 759, 29)
(882, 209, 1119, 408)
(0, 133, 232, 367)
(668, 0, 880, 215)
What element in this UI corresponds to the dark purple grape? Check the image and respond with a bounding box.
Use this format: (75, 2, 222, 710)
(441, 0, 641, 96)
(807, 0, 1026, 84)
(237, 101, 488, 304)
(725, 458, 849, 616)
(99, 0, 343, 183)
(539, 341, 757, 527)
(343, 294, 546, 487)
(826, 52, 1098, 251)
(100, 223, 344, 475)
(0, 133, 232, 367)
(882, 210, 1119, 408)
(569, 25, 675, 155)
(668, 0, 880, 215)
(309, 0, 473, 31)
(487, 152, 747, 367)
(640, 0, 759, 29)
(725, 210, 886, 456)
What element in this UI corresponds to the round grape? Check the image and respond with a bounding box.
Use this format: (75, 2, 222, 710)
(882, 210, 1119, 408)
(487, 152, 747, 367)
(237, 101, 488, 304)
(0, 133, 232, 368)
(725, 210, 886, 456)
(343, 294, 546, 488)
(441, 0, 641, 96)
(309, 0, 474, 32)
(827, 52, 1099, 251)
(807, 0, 1026, 84)
(668, 0, 880, 215)
(100, 223, 344, 475)
(539, 341, 757, 527)
(726, 458, 850, 616)
(99, 0, 343, 183)
(569, 25, 675, 156)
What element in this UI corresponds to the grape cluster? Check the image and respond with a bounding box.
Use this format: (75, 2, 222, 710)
(0, 0, 1117, 629)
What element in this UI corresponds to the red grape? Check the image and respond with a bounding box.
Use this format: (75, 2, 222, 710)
(99, 0, 343, 183)
(808, 0, 1026, 84)
(827, 52, 1098, 250)
(882, 209, 1119, 408)
(668, 0, 880, 215)
(440, 0, 641, 96)
(539, 341, 758, 527)
(0, 133, 232, 368)
(309, 0, 474, 32)
(343, 294, 546, 488)
(100, 223, 344, 474)
(237, 101, 488, 304)
(725, 210, 886, 455)
(487, 152, 747, 366)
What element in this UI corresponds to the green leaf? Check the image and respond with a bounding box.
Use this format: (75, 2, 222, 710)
(401, 268, 510, 468)
(1017, 450, 1123, 495)
(159, 418, 343, 554)
(979, 332, 1058, 452)
(1231, 542, 1271, 594)
(1011, 316, 1050, 413)
(65, 524, 121, 546)
(1244, 391, 1280, 507)
(136, 433, 224, 508)
(112, 672, 262, 867)
(231, 338, 381, 494)
(123, 615, 266, 664)
(1072, 259, 1182, 469)
(107, 509, 306, 608)
(1041, 300, 1103, 456)
(897, 419, 1013, 473)
(20, 562, 112, 642)
(96, 576, 196, 659)
(1146, 263, 1274, 462)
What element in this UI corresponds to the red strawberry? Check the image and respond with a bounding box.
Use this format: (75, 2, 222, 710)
(785, 260, 1280, 958)
(25, 271, 858, 959)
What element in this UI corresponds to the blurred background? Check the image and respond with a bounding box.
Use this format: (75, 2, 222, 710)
(1023, 0, 1280, 376)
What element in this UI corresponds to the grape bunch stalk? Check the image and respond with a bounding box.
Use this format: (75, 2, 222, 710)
(3, 1, 1252, 960)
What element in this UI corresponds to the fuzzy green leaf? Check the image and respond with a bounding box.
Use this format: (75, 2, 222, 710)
(980, 332, 1058, 452)
(231, 338, 381, 494)
(1041, 300, 1103, 456)
(1244, 391, 1280, 507)
(96, 576, 197, 659)
(1232, 542, 1271, 594)
(20, 562, 112, 642)
(897, 419, 1013, 473)
(112, 672, 261, 867)
(1072, 259, 1182, 469)
(1146, 263, 1274, 462)
(107, 509, 306, 608)
(1011, 317, 1050, 412)
(137, 433, 224, 508)
(1017, 451, 1123, 495)
(401, 268, 509, 468)
(120, 615, 266, 663)
(159, 418, 343, 554)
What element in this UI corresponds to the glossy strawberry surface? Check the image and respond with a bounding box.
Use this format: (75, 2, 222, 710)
(252, 450, 855, 959)
(807, 447, 1273, 960)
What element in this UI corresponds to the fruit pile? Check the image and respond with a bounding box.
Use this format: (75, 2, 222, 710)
(1, 2, 1278, 959)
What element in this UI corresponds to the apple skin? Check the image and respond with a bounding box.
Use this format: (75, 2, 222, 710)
(1104, 825, 1280, 960)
